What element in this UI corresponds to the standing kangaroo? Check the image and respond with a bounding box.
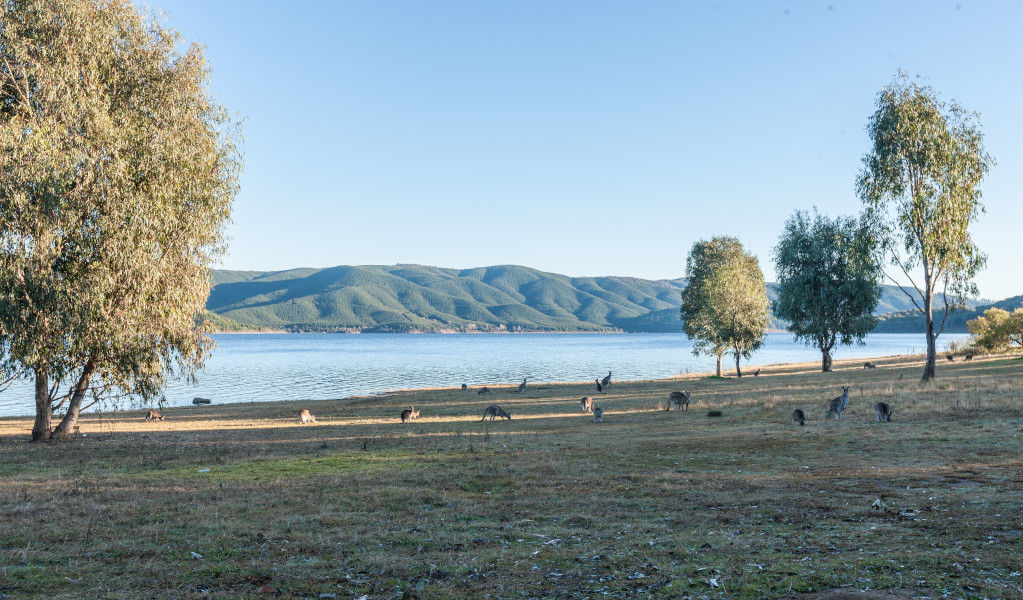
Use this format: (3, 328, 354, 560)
(580, 396, 594, 413)
(593, 407, 604, 423)
(461, 383, 468, 391)
(594, 379, 604, 393)
(401, 406, 420, 423)
(874, 402, 892, 423)
(667, 390, 691, 411)
(514, 378, 527, 393)
(825, 386, 850, 420)
(298, 409, 317, 424)
(480, 405, 511, 421)
(791, 408, 806, 426)
(144, 409, 165, 422)
(601, 371, 612, 389)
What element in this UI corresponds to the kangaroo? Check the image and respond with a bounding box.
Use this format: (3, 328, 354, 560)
(580, 396, 594, 413)
(874, 402, 892, 423)
(477, 386, 491, 395)
(595, 379, 604, 393)
(791, 408, 806, 426)
(144, 409, 165, 422)
(863, 362, 876, 370)
(825, 386, 850, 420)
(299, 409, 316, 424)
(593, 407, 604, 423)
(946, 354, 955, 362)
(461, 383, 467, 391)
(601, 371, 612, 389)
(401, 405, 420, 423)
(667, 390, 691, 411)
(753, 368, 761, 377)
(480, 404, 511, 421)
(514, 378, 527, 393)
(965, 354, 974, 361)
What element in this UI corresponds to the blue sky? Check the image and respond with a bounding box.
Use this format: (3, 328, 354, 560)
(147, 1, 1022, 300)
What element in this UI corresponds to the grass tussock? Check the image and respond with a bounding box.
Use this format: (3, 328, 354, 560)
(2, 353, 1023, 599)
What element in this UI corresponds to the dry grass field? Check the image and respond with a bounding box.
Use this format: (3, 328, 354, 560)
(1, 353, 1022, 599)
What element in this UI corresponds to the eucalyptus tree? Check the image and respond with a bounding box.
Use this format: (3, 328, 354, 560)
(0, 0, 242, 440)
(857, 72, 993, 381)
(774, 210, 882, 372)
(968, 308, 1023, 352)
(680, 236, 769, 377)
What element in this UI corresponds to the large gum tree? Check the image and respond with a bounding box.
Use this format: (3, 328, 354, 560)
(856, 72, 992, 381)
(680, 236, 769, 377)
(0, 0, 242, 440)
(773, 210, 882, 373)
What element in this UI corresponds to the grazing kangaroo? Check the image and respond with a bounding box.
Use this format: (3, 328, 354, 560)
(401, 406, 420, 423)
(601, 371, 612, 389)
(144, 409, 165, 422)
(477, 386, 491, 395)
(667, 390, 691, 411)
(480, 404, 511, 421)
(298, 409, 317, 424)
(825, 386, 850, 420)
(580, 396, 594, 413)
(791, 408, 806, 426)
(946, 354, 955, 362)
(863, 362, 876, 370)
(965, 354, 974, 361)
(514, 378, 527, 393)
(753, 368, 761, 377)
(874, 402, 892, 423)
(461, 383, 467, 391)
(593, 407, 604, 423)
(595, 379, 604, 393)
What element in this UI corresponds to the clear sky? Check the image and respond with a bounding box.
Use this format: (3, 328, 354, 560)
(145, 1, 1022, 300)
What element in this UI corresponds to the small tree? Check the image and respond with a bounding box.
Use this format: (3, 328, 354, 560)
(856, 72, 993, 381)
(0, 0, 242, 440)
(774, 210, 882, 372)
(680, 236, 769, 377)
(968, 308, 1023, 352)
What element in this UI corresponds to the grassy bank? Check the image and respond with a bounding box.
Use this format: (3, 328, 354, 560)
(2, 354, 1022, 599)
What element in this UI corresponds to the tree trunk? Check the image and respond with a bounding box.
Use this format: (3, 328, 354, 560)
(715, 355, 722, 377)
(821, 350, 832, 373)
(52, 361, 97, 440)
(31, 368, 52, 442)
(734, 351, 742, 377)
(922, 279, 937, 381)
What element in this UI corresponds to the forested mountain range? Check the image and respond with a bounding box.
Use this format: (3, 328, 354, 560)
(204, 264, 1005, 333)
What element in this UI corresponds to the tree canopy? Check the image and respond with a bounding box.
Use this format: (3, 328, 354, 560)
(774, 210, 882, 372)
(680, 236, 769, 377)
(856, 72, 992, 381)
(967, 308, 1023, 352)
(0, 0, 242, 440)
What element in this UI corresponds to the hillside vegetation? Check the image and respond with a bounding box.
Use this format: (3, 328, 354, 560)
(2, 354, 1020, 598)
(207, 264, 980, 333)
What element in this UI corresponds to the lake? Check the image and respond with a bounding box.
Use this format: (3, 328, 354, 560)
(0, 332, 969, 417)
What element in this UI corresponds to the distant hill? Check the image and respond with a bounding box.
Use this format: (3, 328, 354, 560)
(873, 295, 1023, 334)
(205, 264, 997, 334)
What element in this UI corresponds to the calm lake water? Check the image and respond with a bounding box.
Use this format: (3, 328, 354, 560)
(0, 332, 969, 417)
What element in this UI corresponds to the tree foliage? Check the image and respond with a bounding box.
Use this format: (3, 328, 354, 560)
(680, 236, 769, 377)
(967, 308, 1023, 352)
(0, 0, 242, 440)
(773, 210, 882, 372)
(856, 72, 993, 381)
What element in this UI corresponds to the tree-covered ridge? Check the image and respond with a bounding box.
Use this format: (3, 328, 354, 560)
(206, 264, 985, 333)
